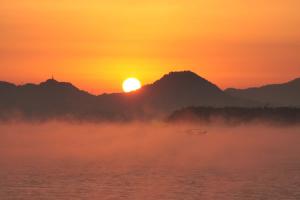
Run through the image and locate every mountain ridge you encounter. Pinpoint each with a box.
[1,70,298,121]
[225,77,300,107]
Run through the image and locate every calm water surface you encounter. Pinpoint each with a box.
[0,123,300,200]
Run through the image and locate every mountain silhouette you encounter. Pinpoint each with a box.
[125,71,253,111]
[225,78,300,107]
[0,78,100,120]
[0,71,257,121]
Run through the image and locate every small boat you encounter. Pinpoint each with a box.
[185,129,208,136]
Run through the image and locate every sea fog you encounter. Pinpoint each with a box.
[0,121,300,200]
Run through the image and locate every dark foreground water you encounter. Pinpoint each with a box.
[0,122,300,200]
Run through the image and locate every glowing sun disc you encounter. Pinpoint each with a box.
[122,77,141,93]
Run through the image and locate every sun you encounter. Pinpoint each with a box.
[122,77,141,93]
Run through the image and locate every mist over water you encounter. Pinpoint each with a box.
[1,122,300,200]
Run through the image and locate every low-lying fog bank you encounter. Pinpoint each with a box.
[1,121,299,165]
[168,107,300,126]
[1,122,300,199]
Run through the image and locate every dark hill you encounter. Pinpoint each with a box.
[0,71,258,121]
[0,79,97,120]
[137,71,254,111]
[225,78,300,107]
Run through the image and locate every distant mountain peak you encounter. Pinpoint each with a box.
[166,70,198,76]
[39,78,78,91]
[0,81,16,88]
[40,78,60,86]
[44,78,59,84]
[150,70,221,92]
[225,76,300,107]
[159,71,205,81]
[288,77,300,85]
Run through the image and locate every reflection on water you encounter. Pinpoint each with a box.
[0,122,300,200]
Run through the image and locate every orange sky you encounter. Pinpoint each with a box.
[1,0,300,94]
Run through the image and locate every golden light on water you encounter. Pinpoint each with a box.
[122,78,142,93]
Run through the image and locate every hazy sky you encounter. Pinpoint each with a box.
[1,0,299,94]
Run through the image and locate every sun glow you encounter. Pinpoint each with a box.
[122,78,141,93]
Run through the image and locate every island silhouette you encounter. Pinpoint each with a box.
[0,71,299,122]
